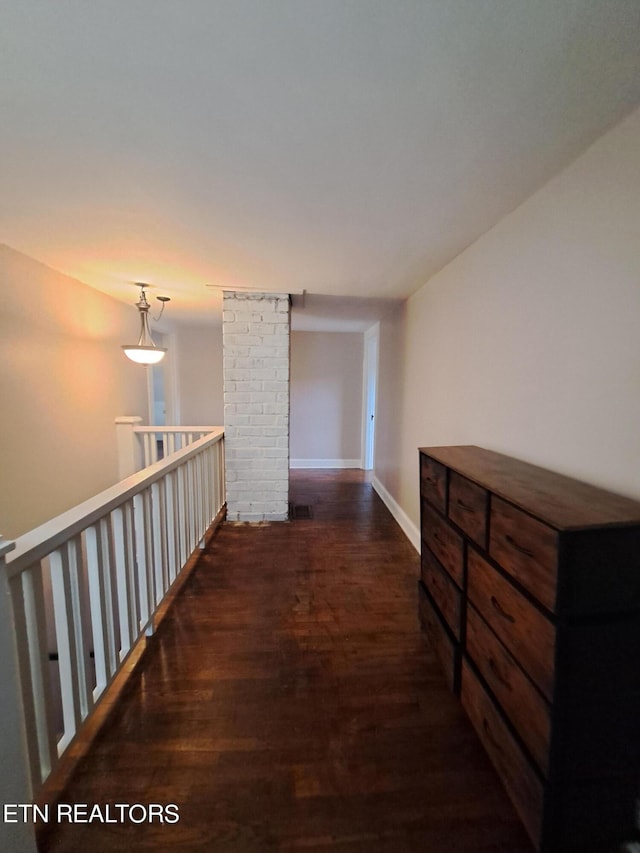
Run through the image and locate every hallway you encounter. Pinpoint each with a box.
[42,470,532,852]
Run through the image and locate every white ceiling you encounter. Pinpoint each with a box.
[1,1,639,331]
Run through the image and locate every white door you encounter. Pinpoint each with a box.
[363,324,379,470]
[146,333,178,426]
[149,362,166,426]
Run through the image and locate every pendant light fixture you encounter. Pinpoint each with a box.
[122,284,170,365]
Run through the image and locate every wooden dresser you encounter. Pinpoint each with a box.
[418,445,640,852]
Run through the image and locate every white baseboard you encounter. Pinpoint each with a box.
[372,476,420,553]
[290,459,361,469]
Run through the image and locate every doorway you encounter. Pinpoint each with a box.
[146,333,178,427]
[362,323,379,470]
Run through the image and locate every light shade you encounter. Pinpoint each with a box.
[122,286,168,365]
[121,345,167,365]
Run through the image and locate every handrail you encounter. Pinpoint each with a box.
[130,425,218,470]
[3,427,225,793]
[8,428,224,574]
[133,425,218,433]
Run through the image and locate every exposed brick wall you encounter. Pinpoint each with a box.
[222,292,290,521]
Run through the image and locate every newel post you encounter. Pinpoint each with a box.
[0,537,38,852]
[115,416,144,479]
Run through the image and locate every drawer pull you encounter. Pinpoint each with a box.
[456,499,474,513]
[490,595,516,624]
[489,656,513,691]
[505,534,534,558]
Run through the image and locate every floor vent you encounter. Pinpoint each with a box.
[289,503,313,520]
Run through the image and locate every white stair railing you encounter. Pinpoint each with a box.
[135,425,218,468]
[1,427,224,794]
[114,417,219,478]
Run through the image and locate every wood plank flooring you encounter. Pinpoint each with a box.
[41,470,533,852]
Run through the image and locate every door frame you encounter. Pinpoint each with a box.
[361,322,380,470]
[146,332,179,425]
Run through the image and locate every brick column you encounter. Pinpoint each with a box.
[223,292,290,521]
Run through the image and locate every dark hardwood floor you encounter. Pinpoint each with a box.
[42,470,533,852]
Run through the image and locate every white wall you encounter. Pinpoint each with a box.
[173,322,224,426]
[375,106,640,542]
[291,331,364,467]
[0,245,148,539]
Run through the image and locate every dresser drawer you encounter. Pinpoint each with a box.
[421,546,462,639]
[467,548,555,700]
[461,661,544,849]
[490,497,558,612]
[466,604,551,775]
[449,471,488,548]
[420,454,447,512]
[418,445,640,851]
[418,582,458,692]
[422,503,464,586]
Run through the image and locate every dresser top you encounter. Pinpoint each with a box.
[419,445,640,530]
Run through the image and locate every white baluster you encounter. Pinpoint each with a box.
[142,489,156,629]
[110,506,133,661]
[122,500,140,644]
[0,539,38,853]
[100,517,120,678]
[177,464,188,565]
[164,472,177,584]
[9,562,57,784]
[48,548,84,749]
[151,482,165,604]
[132,493,150,632]
[83,526,109,698]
